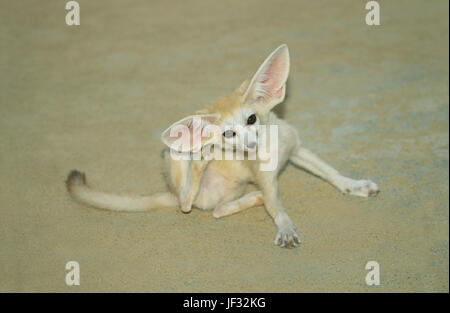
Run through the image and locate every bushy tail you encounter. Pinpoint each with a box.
[65,170,178,212]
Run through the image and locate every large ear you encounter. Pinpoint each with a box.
[243,44,290,111]
[161,114,221,152]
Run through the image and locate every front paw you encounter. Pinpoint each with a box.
[342,179,380,197]
[274,227,301,248]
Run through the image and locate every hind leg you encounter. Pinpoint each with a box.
[212,191,264,218]
[290,147,379,197]
[163,149,209,213]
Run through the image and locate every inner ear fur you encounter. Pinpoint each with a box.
[160,114,220,152]
[242,44,290,111]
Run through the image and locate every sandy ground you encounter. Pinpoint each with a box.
[0,0,448,292]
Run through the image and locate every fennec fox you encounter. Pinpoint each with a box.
[66,44,379,248]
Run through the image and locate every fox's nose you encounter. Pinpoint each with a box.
[247,142,257,149]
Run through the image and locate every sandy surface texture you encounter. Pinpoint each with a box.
[0,0,448,292]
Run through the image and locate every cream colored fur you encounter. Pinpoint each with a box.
[66,44,379,248]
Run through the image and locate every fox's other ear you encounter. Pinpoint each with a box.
[243,44,290,111]
[161,114,221,152]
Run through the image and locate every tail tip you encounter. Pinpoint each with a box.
[66,170,86,191]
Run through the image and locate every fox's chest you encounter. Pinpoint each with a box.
[194,160,250,210]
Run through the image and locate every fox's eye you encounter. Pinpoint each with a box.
[247,114,257,125]
[223,130,236,138]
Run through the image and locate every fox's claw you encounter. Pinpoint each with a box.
[274,227,300,248]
